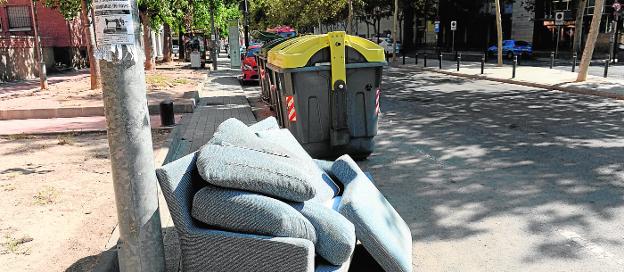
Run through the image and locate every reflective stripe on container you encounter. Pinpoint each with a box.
[286,96,297,122]
[375,88,381,115]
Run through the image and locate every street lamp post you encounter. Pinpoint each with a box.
[374,6,381,43]
[92,0,166,270]
[243,0,250,48]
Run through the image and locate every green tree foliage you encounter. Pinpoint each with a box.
[249,0,351,30]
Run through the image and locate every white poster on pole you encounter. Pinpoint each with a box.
[93,0,135,46]
[229,21,241,69]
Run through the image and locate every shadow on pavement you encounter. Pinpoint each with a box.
[363,67,624,267]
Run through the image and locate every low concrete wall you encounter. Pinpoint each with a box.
[0,36,73,82]
[0,99,196,120]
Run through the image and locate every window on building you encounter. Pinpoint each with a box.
[7,6,32,31]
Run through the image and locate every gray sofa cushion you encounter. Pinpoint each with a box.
[290,201,356,266]
[192,185,317,243]
[197,144,317,202]
[256,129,340,202]
[209,118,292,157]
[249,116,280,132]
[332,155,413,272]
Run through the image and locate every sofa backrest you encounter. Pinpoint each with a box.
[155,152,204,234]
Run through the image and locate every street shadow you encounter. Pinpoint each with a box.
[0,165,53,176]
[361,66,624,265]
[213,76,242,87]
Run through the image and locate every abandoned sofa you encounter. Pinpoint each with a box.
[155,117,412,272]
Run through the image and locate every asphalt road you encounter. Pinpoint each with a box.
[361,68,624,271]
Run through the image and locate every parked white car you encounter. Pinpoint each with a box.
[378,38,401,55]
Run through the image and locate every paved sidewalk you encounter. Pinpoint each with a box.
[0,115,182,135]
[0,63,204,120]
[408,59,624,100]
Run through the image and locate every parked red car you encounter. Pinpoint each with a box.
[241,45,262,83]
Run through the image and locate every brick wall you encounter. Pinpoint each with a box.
[0,0,87,47]
[0,1,88,81]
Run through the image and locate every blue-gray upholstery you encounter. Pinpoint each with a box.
[256,129,340,201]
[290,201,356,266]
[249,116,280,132]
[196,144,317,202]
[192,185,317,243]
[156,153,322,272]
[209,118,292,157]
[332,155,413,272]
[207,119,338,203]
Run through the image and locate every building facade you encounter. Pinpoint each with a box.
[0,0,88,81]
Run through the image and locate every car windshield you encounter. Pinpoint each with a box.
[246,48,260,57]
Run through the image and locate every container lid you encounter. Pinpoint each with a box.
[258,37,290,57]
[267,31,385,69]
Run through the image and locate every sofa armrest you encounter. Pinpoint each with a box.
[332,155,413,272]
[178,227,315,272]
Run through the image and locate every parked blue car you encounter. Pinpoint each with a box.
[488,40,533,59]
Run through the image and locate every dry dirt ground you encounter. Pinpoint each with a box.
[0,131,170,271]
[0,62,205,110]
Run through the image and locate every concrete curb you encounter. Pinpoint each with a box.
[420,67,624,100]
[0,126,174,137]
[0,99,196,121]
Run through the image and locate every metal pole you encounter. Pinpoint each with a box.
[572,53,577,72]
[210,5,218,71]
[457,53,461,71]
[512,55,518,78]
[439,53,442,69]
[424,53,427,67]
[481,54,485,74]
[604,57,610,78]
[550,52,555,69]
[415,52,418,65]
[452,30,455,54]
[243,0,250,48]
[93,0,165,271]
[555,26,561,58]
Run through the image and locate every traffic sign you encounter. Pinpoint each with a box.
[555,12,565,26]
[434,21,440,33]
[450,21,457,31]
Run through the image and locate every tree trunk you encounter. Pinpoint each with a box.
[30,1,47,90]
[178,24,185,60]
[577,0,605,82]
[163,23,172,62]
[392,0,399,61]
[81,0,100,90]
[495,0,503,66]
[141,12,155,70]
[403,2,414,51]
[573,0,588,54]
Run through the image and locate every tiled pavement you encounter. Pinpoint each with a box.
[162,55,258,164]
[163,95,256,164]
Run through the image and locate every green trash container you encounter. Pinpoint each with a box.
[257,38,290,119]
[256,38,288,101]
[266,31,386,159]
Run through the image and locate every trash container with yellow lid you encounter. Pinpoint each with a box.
[266,31,386,159]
